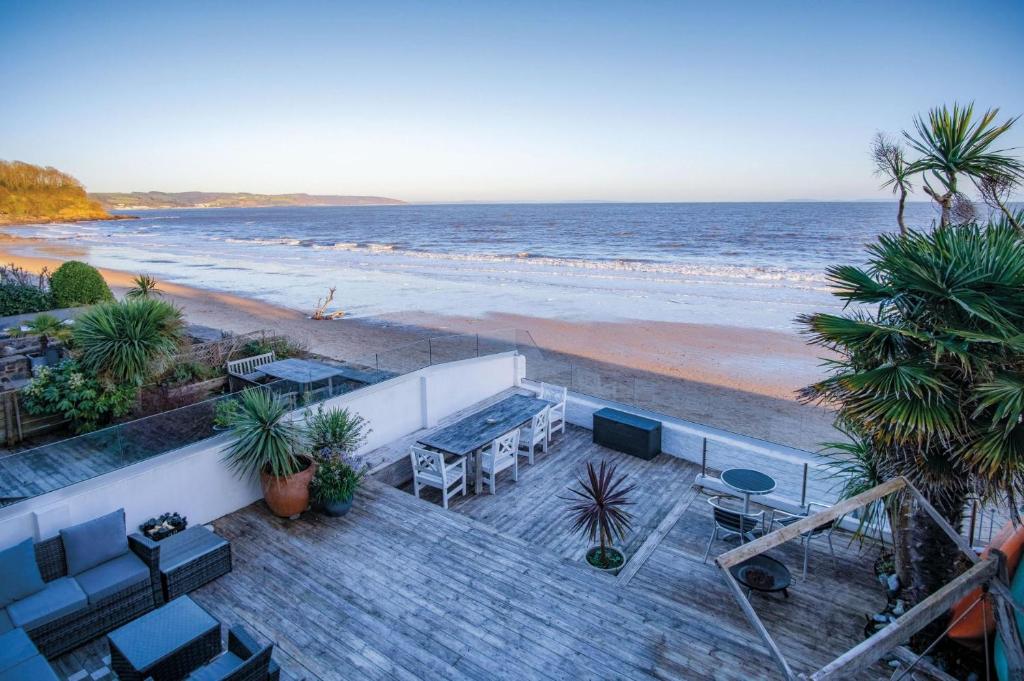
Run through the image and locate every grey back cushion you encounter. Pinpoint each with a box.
[0,538,45,607]
[60,509,129,575]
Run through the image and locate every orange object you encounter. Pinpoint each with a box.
[949,521,1024,641]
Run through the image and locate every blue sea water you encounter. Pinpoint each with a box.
[10,202,950,330]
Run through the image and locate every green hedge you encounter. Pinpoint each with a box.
[49,261,113,308]
[0,284,54,316]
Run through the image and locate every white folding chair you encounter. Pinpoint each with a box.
[518,407,549,464]
[539,383,567,443]
[481,429,519,494]
[409,446,466,510]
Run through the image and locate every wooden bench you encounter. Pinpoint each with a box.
[226,352,275,390]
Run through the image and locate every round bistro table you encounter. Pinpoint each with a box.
[721,468,777,513]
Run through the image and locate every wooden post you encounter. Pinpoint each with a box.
[992,549,1024,679]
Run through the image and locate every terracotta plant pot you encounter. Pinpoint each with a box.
[260,456,317,518]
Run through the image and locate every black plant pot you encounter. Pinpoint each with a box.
[321,496,354,517]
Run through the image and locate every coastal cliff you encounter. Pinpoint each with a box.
[0,160,113,225]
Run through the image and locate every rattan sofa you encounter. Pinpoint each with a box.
[0,511,163,658]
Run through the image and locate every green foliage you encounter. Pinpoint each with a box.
[0,262,54,315]
[9,313,73,344]
[239,336,305,360]
[213,397,241,428]
[0,284,53,316]
[49,261,113,307]
[160,360,221,387]
[311,455,365,503]
[799,221,1024,598]
[0,160,110,224]
[305,405,369,455]
[126,274,163,299]
[74,298,184,386]
[21,359,135,433]
[223,387,304,479]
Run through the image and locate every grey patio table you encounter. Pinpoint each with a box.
[721,468,777,514]
[417,393,550,494]
[107,595,220,681]
[256,358,347,393]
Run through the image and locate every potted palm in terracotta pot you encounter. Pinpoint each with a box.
[562,460,635,575]
[223,387,316,518]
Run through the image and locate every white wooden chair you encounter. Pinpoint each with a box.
[518,407,549,464]
[481,429,519,494]
[410,446,466,509]
[539,383,567,443]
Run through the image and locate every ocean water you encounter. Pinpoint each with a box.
[11,202,947,331]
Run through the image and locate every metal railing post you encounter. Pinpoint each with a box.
[701,438,707,477]
[375,353,379,371]
[800,463,808,508]
[476,334,480,357]
[428,339,433,365]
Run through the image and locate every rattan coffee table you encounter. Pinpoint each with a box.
[107,596,220,681]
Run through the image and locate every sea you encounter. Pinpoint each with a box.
[10,202,950,331]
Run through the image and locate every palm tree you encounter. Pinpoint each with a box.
[870,133,913,235]
[904,103,1023,227]
[126,274,163,298]
[798,222,1024,607]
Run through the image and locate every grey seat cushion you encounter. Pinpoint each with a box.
[0,628,38,673]
[74,553,150,605]
[60,508,128,575]
[0,654,60,681]
[186,652,244,681]
[0,609,12,635]
[6,577,87,631]
[0,540,45,607]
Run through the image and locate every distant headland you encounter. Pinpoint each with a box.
[91,191,405,210]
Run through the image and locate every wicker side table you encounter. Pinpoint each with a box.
[159,526,232,602]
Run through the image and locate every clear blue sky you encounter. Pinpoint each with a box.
[2,1,1022,202]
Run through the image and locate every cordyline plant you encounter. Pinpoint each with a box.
[562,460,636,568]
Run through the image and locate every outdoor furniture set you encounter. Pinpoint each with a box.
[0,507,275,680]
[410,383,567,507]
[704,467,838,597]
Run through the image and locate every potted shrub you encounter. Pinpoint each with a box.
[311,454,365,517]
[305,404,369,454]
[223,387,316,518]
[562,460,636,575]
[212,397,240,431]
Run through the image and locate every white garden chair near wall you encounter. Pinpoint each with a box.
[481,429,519,494]
[518,407,549,464]
[410,446,466,510]
[539,383,567,443]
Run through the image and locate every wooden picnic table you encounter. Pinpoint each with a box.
[417,393,549,494]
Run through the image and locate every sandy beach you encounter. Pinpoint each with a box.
[0,237,837,451]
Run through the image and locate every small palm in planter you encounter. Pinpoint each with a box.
[311,454,366,517]
[223,387,315,518]
[562,460,636,574]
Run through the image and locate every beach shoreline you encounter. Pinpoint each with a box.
[0,236,837,450]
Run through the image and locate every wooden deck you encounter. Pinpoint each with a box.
[51,405,891,681]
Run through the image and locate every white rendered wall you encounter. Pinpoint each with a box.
[0,352,521,550]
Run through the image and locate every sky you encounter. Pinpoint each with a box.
[1,1,1022,203]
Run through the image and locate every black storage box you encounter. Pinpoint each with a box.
[592,407,662,460]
